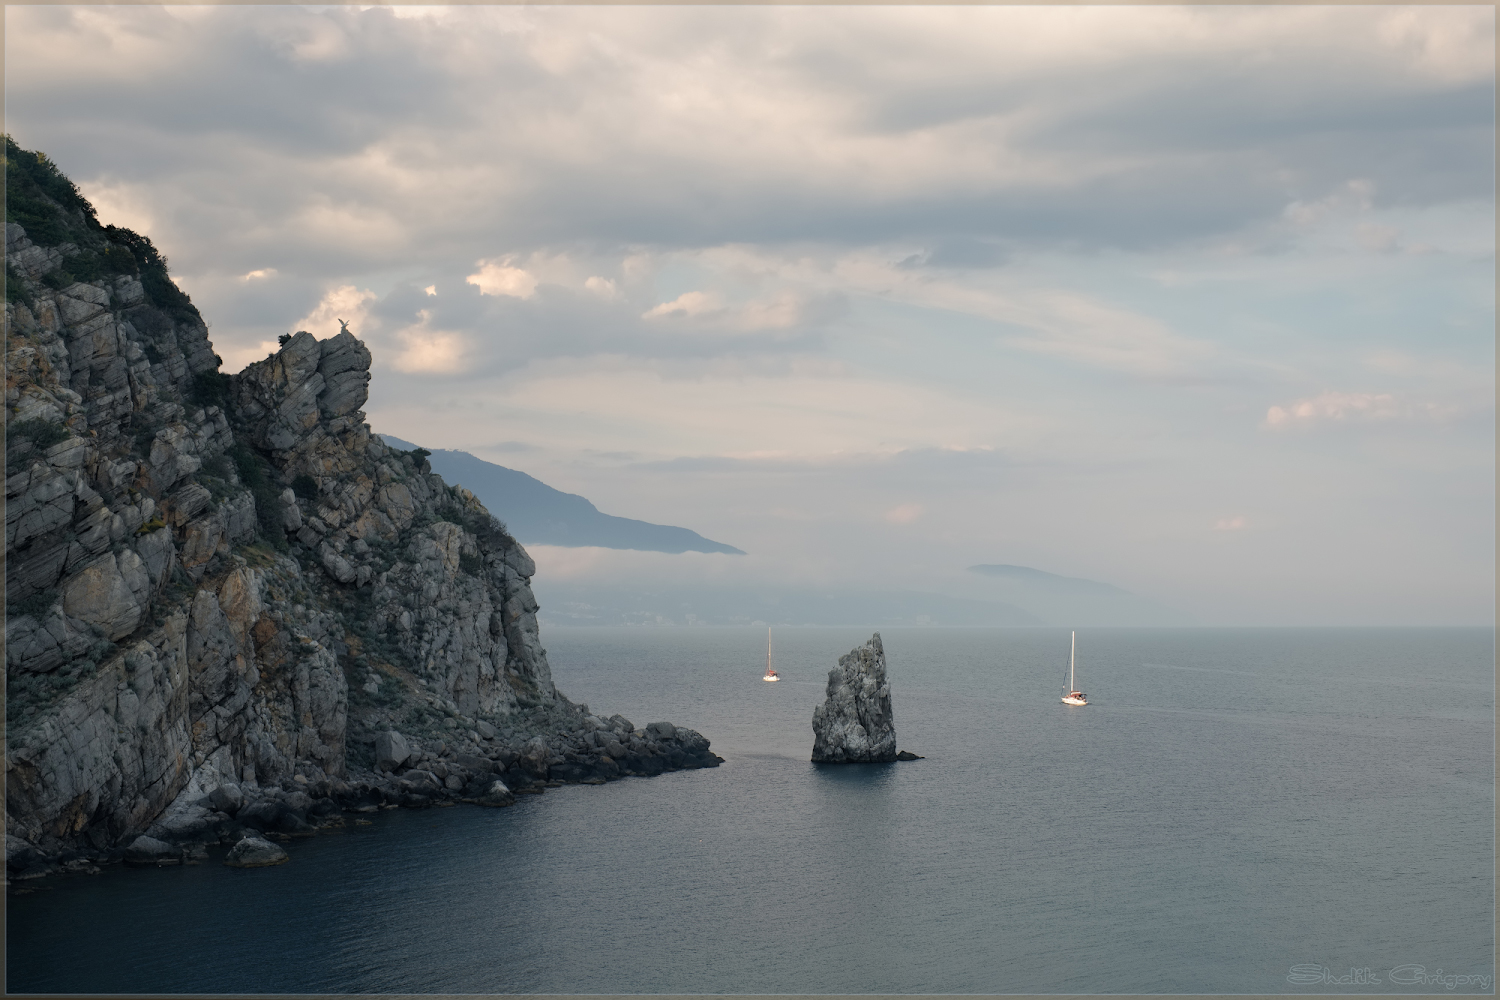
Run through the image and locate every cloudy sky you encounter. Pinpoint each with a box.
[8,4,1494,625]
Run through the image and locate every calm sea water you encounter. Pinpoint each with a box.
[7,627,1494,994]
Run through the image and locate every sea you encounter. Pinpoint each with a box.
[6,626,1494,995]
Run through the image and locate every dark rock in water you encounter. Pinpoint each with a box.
[895,750,924,761]
[224,836,289,868]
[474,779,516,807]
[646,721,677,740]
[6,836,44,877]
[275,812,317,838]
[811,632,898,763]
[124,835,181,866]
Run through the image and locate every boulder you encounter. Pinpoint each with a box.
[374,730,411,771]
[645,721,676,740]
[124,835,179,866]
[236,800,284,832]
[209,782,245,815]
[475,719,496,739]
[475,779,515,807]
[224,836,290,868]
[811,632,898,763]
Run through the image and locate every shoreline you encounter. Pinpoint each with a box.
[5,712,721,883]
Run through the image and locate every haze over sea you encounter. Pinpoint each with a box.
[8,626,1493,994]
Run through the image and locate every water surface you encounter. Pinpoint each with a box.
[8,627,1493,993]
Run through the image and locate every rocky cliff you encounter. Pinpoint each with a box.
[3,139,719,878]
[810,632,898,763]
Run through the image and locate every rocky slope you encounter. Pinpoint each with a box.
[3,139,719,880]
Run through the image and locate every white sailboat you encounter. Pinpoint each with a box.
[1061,630,1087,706]
[763,627,779,681]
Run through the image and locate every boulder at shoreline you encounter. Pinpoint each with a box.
[224,836,290,868]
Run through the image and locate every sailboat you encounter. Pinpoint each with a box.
[763,628,779,681]
[1061,630,1087,706]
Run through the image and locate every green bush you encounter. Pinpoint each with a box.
[229,441,289,550]
[7,417,71,451]
[190,371,232,409]
[100,244,138,276]
[5,265,32,306]
[291,474,319,500]
[66,250,103,282]
[459,552,486,576]
[6,588,58,620]
[40,268,75,291]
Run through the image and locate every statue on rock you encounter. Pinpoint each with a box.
[811,632,899,763]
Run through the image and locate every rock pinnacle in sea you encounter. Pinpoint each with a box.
[811,632,898,763]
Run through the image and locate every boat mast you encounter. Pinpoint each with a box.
[767,628,773,675]
[1069,630,1076,692]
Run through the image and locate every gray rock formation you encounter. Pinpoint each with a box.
[3,141,722,876]
[224,835,289,868]
[811,632,898,763]
[374,731,411,772]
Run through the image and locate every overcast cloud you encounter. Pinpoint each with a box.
[7,4,1493,624]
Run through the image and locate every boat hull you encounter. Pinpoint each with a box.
[1061,695,1087,706]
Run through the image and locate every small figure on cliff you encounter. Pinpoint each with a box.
[338,317,351,335]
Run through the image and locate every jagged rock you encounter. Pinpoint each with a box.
[374,731,411,771]
[224,836,289,868]
[811,632,898,763]
[645,721,676,740]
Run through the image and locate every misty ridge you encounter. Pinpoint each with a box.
[374,441,1188,628]
[377,435,744,556]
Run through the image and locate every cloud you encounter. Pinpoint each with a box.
[641,288,838,333]
[240,268,277,281]
[584,276,618,299]
[884,503,924,525]
[643,290,722,320]
[390,309,467,374]
[294,284,376,339]
[1214,516,1247,532]
[1265,391,1457,428]
[466,258,538,299]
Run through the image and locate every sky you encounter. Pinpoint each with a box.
[6,4,1494,625]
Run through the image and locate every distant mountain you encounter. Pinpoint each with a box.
[378,435,745,556]
[531,581,1041,628]
[966,563,1190,626]
[967,564,1130,597]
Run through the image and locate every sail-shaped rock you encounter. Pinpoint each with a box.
[811,632,898,762]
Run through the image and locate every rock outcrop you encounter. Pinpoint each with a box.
[811,632,898,763]
[3,138,720,880]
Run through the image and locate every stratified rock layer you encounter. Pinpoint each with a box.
[810,632,898,763]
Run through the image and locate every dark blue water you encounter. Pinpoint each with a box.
[7,627,1494,994]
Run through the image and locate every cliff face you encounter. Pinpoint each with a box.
[4,142,713,869]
